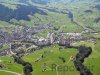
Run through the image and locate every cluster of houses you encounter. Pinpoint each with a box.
[36,32,56,46]
[0,26,99,56]
[0,24,55,43]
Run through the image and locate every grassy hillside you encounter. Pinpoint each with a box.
[0,0,99,32]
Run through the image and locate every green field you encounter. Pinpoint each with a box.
[0,40,100,75]
[0,44,79,75]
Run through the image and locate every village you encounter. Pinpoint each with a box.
[0,24,99,57]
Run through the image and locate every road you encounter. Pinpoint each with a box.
[0,70,22,75]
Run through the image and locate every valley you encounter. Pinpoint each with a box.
[0,0,100,75]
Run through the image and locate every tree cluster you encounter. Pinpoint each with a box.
[74,46,92,75]
[13,55,33,75]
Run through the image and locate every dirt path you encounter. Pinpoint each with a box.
[0,70,21,75]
